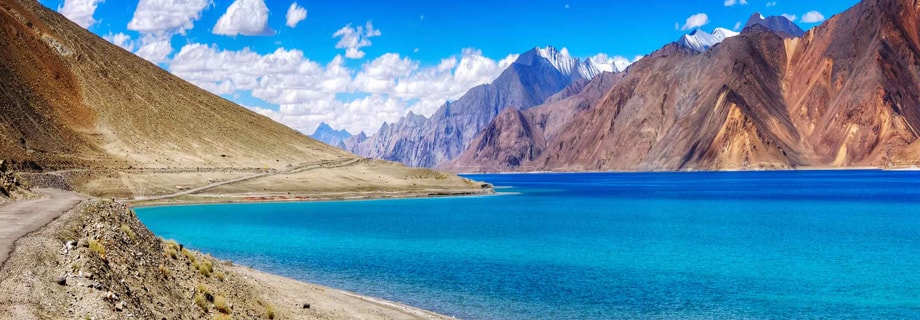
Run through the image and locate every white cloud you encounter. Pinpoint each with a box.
[766,2,777,7]
[733,21,742,30]
[781,13,797,22]
[127,0,210,36]
[57,0,104,28]
[168,43,520,134]
[801,10,825,23]
[353,53,417,94]
[285,2,307,28]
[723,0,747,7]
[135,35,173,63]
[104,32,135,51]
[213,0,274,36]
[681,13,709,31]
[333,21,381,59]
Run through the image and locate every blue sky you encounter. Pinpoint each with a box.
[42,0,858,135]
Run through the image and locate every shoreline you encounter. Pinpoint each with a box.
[0,192,460,319]
[226,263,455,320]
[453,166,902,175]
[126,188,495,208]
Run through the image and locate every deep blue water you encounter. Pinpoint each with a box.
[136,171,920,319]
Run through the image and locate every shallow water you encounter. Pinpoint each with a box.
[136,171,920,319]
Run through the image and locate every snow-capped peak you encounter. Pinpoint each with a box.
[676,27,742,53]
[679,29,719,53]
[712,28,740,42]
[519,46,630,80]
[535,46,578,76]
[586,54,633,74]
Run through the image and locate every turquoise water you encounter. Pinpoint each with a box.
[136,171,920,319]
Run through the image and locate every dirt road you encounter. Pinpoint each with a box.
[0,189,86,265]
[128,157,362,202]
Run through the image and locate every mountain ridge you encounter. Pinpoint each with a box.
[310,122,352,149]
[444,0,920,172]
[347,46,622,168]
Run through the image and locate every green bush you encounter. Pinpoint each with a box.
[199,260,213,277]
[194,293,209,312]
[88,239,105,258]
[182,248,196,263]
[120,224,136,241]
[214,295,231,314]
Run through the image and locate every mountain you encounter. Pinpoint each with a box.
[678,29,720,53]
[348,46,621,168]
[515,46,626,81]
[0,0,484,197]
[310,122,352,149]
[744,13,805,37]
[343,131,367,152]
[440,72,622,172]
[712,28,740,42]
[444,0,920,172]
[677,28,740,53]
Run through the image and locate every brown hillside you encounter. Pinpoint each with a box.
[0,0,486,198]
[1,0,347,171]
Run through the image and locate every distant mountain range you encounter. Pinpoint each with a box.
[442,0,920,172]
[310,122,352,149]
[346,12,815,170]
[346,46,616,168]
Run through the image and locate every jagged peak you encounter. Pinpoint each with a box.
[516,46,626,80]
[743,12,805,37]
[315,122,334,130]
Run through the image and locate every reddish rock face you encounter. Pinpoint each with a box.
[446,0,920,172]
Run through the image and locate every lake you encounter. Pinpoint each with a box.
[136,171,920,319]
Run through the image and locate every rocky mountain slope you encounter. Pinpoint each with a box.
[348,46,620,168]
[0,0,483,198]
[445,0,920,172]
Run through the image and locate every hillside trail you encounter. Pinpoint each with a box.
[0,189,86,266]
[128,157,363,202]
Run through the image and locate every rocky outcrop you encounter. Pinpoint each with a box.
[0,160,32,202]
[445,0,920,172]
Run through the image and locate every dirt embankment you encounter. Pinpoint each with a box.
[0,199,450,320]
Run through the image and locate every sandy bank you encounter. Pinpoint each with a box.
[127,188,493,208]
